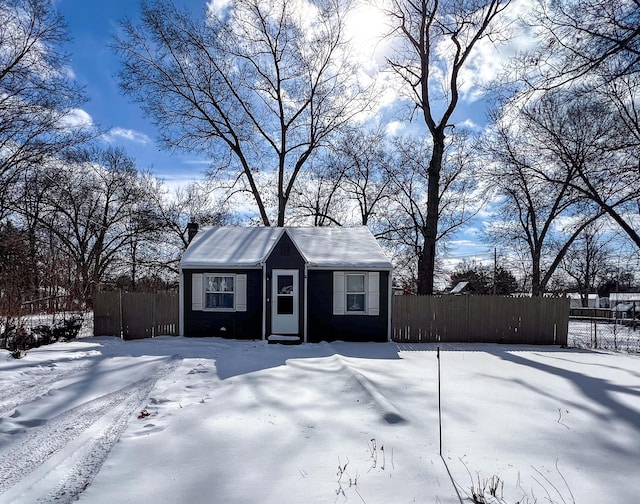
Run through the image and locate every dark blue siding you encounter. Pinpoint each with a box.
[183,269,262,339]
[307,270,389,343]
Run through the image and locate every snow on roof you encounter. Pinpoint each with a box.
[609,292,640,302]
[287,226,391,269]
[180,227,283,268]
[179,226,392,270]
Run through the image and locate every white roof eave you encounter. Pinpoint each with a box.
[180,262,264,270]
[307,263,392,271]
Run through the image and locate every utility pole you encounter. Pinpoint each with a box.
[493,247,497,295]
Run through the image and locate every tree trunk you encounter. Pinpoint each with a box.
[531,253,542,296]
[277,193,286,227]
[418,134,444,295]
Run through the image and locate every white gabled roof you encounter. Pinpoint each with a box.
[287,226,392,269]
[179,226,392,270]
[180,227,283,268]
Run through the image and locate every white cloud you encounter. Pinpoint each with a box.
[345,1,393,69]
[436,0,540,104]
[206,0,231,15]
[59,108,94,130]
[104,127,151,144]
[459,118,482,131]
[385,120,405,135]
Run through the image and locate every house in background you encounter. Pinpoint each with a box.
[179,226,393,343]
[568,293,600,309]
[609,292,640,319]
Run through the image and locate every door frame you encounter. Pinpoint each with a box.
[271,269,299,335]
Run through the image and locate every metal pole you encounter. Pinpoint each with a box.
[493,247,497,295]
[437,346,442,456]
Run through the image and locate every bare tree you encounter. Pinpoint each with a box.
[292,128,393,227]
[30,147,158,305]
[449,258,518,294]
[114,0,369,227]
[517,90,640,249]
[385,132,483,289]
[482,100,607,295]
[0,221,31,317]
[147,179,232,275]
[336,129,393,227]
[522,0,640,88]
[561,224,613,306]
[289,158,349,227]
[386,0,511,293]
[0,0,88,218]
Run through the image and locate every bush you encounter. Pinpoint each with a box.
[32,324,54,345]
[2,314,84,357]
[54,315,83,341]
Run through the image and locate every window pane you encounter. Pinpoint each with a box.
[346,294,365,312]
[216,276,234,292]
[206,293,234,309]
[346,274,365,293]
[277,296,294,315]
[220,293,234,308]
[206,276,234,293]
[278,275,294,294]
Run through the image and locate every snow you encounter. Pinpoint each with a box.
[1,335,639,503]
[180,226,392,270]
[288,227,392,269]
[180,226,283,268]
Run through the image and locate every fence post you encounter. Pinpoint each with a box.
[119,289,123,339]
[152,292,156,338]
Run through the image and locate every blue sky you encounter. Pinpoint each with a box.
[56,0,210,185]
[55,0,495,184]
[54,0,497,270]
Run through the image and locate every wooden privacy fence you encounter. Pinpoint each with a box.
[94,291,569,344]
[392,295,569,345]
[94,291,179,340]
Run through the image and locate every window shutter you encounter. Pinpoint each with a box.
[333,272,345,315]
[236,274,247,312]
[192,273,203,311]
[367,272,380,316]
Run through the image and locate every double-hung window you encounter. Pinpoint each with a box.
[205,275,235,309]
[333,271,380,316]
[346,273,366,313]
[191,273,247,312]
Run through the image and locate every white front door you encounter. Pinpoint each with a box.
[271,269,299,334]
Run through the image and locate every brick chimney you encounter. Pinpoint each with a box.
[186,222,199,244]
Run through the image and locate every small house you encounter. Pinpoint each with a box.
[179,226,393,343]
[568,293,600,309]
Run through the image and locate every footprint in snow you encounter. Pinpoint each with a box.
[132,423,166,436]
[188,367,210,375]
[149,397,171,405]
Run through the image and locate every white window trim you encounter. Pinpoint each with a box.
[205,274,235,311]
[345,273,367,314]
[333,271,380,316]
[191,273,247,312]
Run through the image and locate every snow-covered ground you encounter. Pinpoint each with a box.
[1,335,638,503]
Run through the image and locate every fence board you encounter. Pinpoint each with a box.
[96,291,568,344]
[122,292,154,340]
[93,291,121,337]
[94,290,179,340]
[392,295,569,345]
[154,291,179,336]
